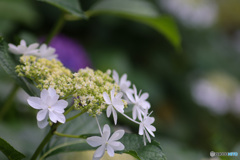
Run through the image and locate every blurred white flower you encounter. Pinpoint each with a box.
[36,44,58,60]
[87,124,125,160]
[27,87,68,128]
[127,85,150,120]
[191,79,229,114]
[139,113,156,146]
[160,0,218,28]
[103,88,124,125]
[112,70,133,95]
[8,39,39,55]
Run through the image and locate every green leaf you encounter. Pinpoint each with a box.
[0,137,25,160]
[87,0,181,49]
[40,0,85,19]
[0,37,38,96]
[40,140,92,160]
[120,134,167,160]
[41,133,166,160]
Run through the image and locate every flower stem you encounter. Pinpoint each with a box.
[45,12,65,45]
[54,132,88,139]
[30,123,59,160]
[120,112,140,125]
[64,105,74,116]
[95,116,103,136]
[0,84,19,121]
[66,110,87,122]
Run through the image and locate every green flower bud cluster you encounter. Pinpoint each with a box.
[15,56,73,97]
[72,67,119,116]
[15,56,121,116]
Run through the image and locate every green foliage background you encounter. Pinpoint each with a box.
[0,0,240,160]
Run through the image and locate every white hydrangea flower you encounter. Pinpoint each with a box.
[139,113,156,145]
[103,88,124,125]
[8,40,39,55]
[27,87,68,129]
[112,70,133,96]
[36,44,58,60]
[127,85,151,120]
[87,124,125,160]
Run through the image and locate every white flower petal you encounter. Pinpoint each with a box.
[27,97,43,109]
[86,136,103,147]
[120,74,127,84]
[20,40,26,46]
[39,44,47,51]
[102,124,111,140]
[48,111,58,123]
[137,108,143,121]
[51,100,68,112]
[112,70,119,84]
[40,89,48,102]
[146,125,156,137]
[110,88,115,101]
[107,145,115,157]
[140,93,149,101]
[145,117,155,125]
[144,130,151,143]
[141,101,151,109]
[28,43,39,50]
[109,141,125,151]
[139,124,144,135]
[112,108,118,125]
[93,145,106,159]
[133,85,138,98]
[55,112,66,123]
[109,130,125,142]
[48,87,57,97]
[106,105,112,118]
[126,92,135,103]
[48,94,59,106]
[37,109,48,121]
[132,106,137,120]
[103,92,111,104]
[115,92,123,99]
[37,116,48,129]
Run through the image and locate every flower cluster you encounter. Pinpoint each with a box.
[8,39,57,60]
[15,56,73,97]
[72,68,120,116]
[87,71,156,159]
[11,40,156,160]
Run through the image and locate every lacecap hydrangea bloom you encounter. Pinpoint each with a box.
[11,40,156,160]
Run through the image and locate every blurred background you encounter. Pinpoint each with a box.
[0,0,240,159]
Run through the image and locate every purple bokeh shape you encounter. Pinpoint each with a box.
[41,34,92,72]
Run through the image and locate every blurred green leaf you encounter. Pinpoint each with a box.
[40,140,92,159]
[40,0,85,19]
[0,0,39,27]
[0,37,38,96]
[41,133,166,160]
[87,0,181,49]
[0,137,25,160]
[120,134,167,160]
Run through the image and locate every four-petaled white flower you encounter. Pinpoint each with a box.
[103,88,124,125]
[139,113,156,146]
[36,44,58,60]
[27,87,68,129]
[87,124,125,160]
[127,85,151,121]
[112,70,133,96]
[8,40,39,55]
